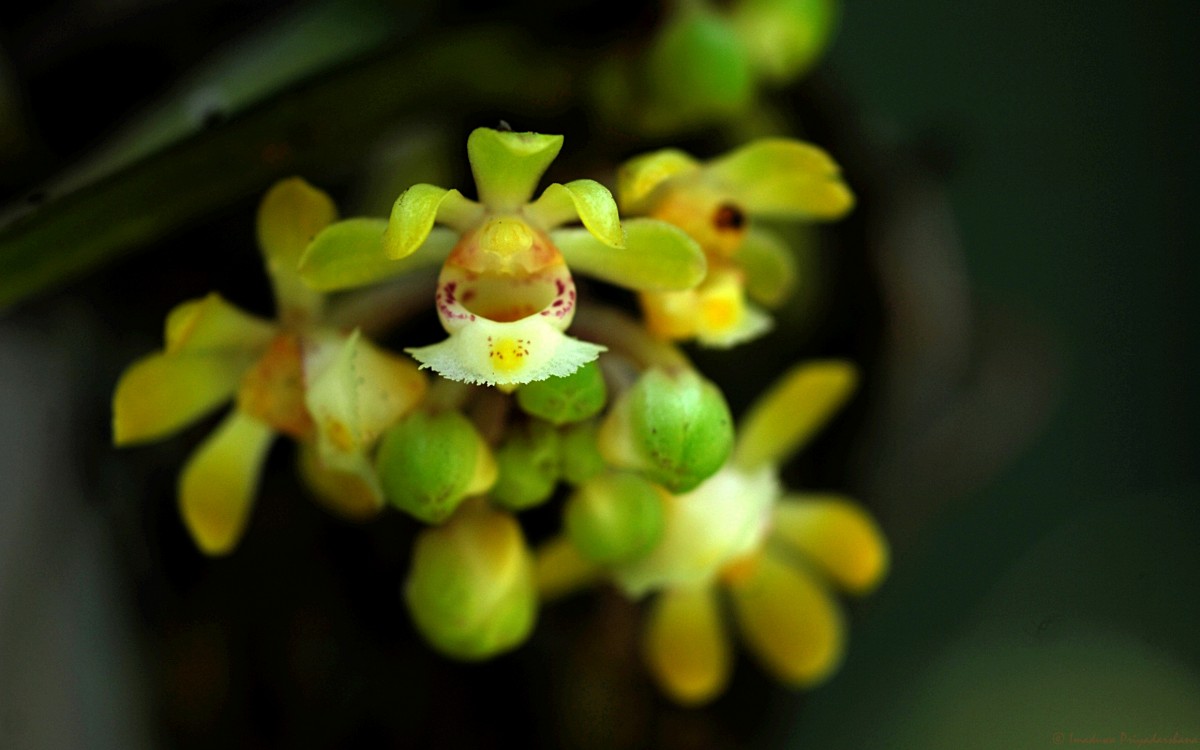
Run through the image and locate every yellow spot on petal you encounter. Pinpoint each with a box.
[489,337,532,375]
[324,420,355,453]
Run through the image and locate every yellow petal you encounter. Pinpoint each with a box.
[164,293,276,354]
[706,138,854,220]
[113,351,252,445]
[728,551,845,687]
[616,148,700,214]
[178,411,274,555]
[771,494,889,595]
[643,587,732,706]
[733,360,858,471]
[256,178,337,320]
[534,535,601,601]
[297,442,384,521]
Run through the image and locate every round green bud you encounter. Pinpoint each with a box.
[565,472,665,565]
[598,368,734,493]
[515,360,607,425]
[647,8,754,118]
[490,420,560,512]
[376,410,496,524]
[729,0,837,83]
[404,501,537,660]
[558,420,608,486]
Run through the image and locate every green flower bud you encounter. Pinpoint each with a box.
[647,8,754,118]
[404,501,537,660]
[559,420,608,486]
[490,420,560,512]
[376,410,496,524]
[565,472,666,565]
[598,368,734,493]
[515,360,607,425]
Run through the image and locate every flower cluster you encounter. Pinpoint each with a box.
[113,126,884,704]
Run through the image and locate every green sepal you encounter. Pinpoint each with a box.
[490,420,561,512]
[525,179,623,248]
[383,184,481,259]
[551,219,706,293]
[598,368,734,493]
[558,420,608,486]
[515,360,607,425]
[467,127,564,210]
[404,501,537,660]
[300,219,456,291]
[738,226,797,307]
[707,138,854,220]
[616,148,700,214]
[565,471,665,565]
[375,410,496,524]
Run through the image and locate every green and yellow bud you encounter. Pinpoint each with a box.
[376,410,496,523]
[490,420,561,512]
[565,472,666,565]
[598,368,734,493]
[515,360,607,426]
[647,7,754,119]
[404,501,537,660]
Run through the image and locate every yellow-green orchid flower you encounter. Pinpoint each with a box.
[617,139,854,347]
[535,360,888,705]
[299,126,705,387]
[113,179,426,555]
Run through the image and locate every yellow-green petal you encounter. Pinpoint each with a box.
[383,184,481,260]
[300,219,456,291]
[772,494,889,595]
[728,551,845,687]
[706,139,854,220]
[178,410,274,556]
[616,148,700,214]
[534,535,601,601]
[466,127,563,210]
[525,179,623,248]
[164,293,277,354]
[113,351,255,445]
[733,360,858,471]
[739,227,797,307]
[643,587,732,706]
[256,178,337,320]
[303,330,426,471]
[551,219,706,292]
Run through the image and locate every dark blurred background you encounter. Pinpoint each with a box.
[0,1,1196,748]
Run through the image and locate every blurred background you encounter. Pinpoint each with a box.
[0,1,1196,748]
